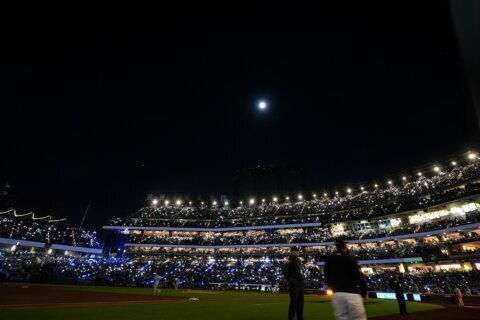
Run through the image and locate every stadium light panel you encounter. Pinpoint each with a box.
[213,201,217,206]
[286,196,290,201]
[297,194,303,200]
[468,153,476,160]
[433,166,440,173]
[360,186,364,191]
[374,184,379,188]
[323,193,328,197]
[176,200,182,206]
[152,199,158,206]
[347,188,352,194]
[164,200,170,206]
[312,193,317,198]
[249,198,255,205]
[388,180,393,185]
[224,201,229,206]
[451,161,457,166]
[262,198,266,203]
[273,197,278,202]
[417,172,422,176]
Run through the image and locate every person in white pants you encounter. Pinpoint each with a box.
[331,292,367,320]
[153,274,161,295]
[325,237,367,320]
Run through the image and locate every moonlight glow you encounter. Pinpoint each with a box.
[258,101,267,110]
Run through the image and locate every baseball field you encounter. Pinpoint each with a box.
[0,283,477,320]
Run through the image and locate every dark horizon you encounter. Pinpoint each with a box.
[1,2,479,229]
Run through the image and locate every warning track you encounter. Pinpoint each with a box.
[0,285,188,309]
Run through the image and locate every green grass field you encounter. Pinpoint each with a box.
[0,284,444,320]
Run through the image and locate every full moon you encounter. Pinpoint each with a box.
[258,101,267,110]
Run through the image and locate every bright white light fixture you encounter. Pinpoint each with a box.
[152,199,158,206]
[273,197,278,202]
[249,198,255,205]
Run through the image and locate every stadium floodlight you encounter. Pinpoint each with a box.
[433,166,440,173]
[402,176,407,181]
[347,188,352,194]
[451,161,457,166]
[152,199,158,206]
[262,198,266,203]
[417,172,422,176]
[297,194,303,200]
[189,201,192,205]
[286,196,290,201]
[239,200,243,205]
[47,248,52,254]
[212,201,217,206]
[164,200,170,206]
[323,193,328,197]
[360,186,365,191]
[224,201,229,206]
[312,193,317,198]
[176,200,182,206]
[249,198,255,205]
[273,197,278,202]
[374,184,379,188]
[335,191,339,196]
[201,201,205,206]
[388,180,393,185]
[468,153,476,160]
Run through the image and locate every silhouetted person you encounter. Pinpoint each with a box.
[283,246,304,320]
[325,237,367,320]
[389,275,407,315]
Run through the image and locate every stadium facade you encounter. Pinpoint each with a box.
[103,158,480,278]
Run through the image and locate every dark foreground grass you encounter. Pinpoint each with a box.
[0,285,443,320]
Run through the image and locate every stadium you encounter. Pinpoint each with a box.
[3,2,480,320]
[1,152,480,319]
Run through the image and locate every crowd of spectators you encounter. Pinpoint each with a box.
[108,162,480,228]
[0,213,102,248]
[365,271,480,294]
[126,211,480,247]
[1,251,479,294]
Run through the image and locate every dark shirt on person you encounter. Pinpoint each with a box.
[284,256,304,282]
[324,251,367,297]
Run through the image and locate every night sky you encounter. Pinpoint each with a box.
[1,3,478,229]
